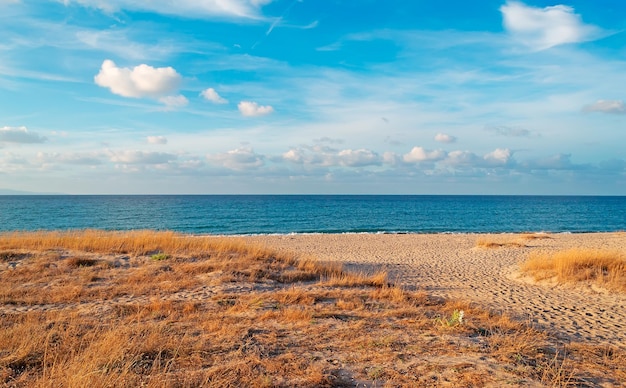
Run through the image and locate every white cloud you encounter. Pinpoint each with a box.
[108,150,177,164]
[282,145,335,166]
[147,136,168,145]
[61,0,273,19]
[434,133,456,144]
[282,146,381,168]
[207,147,264,170]
[282,148,305,164]
[37,152,102,165]
[201,88,228,104]
[238,101,274,117]
[158,95,189,109]
[337,149,382,167]
[403,147,446,163]
[522,153,584,171]
[94,60,182,100]
[444,150,481,167]
[486,125,532,137]
[583,100,626,114]
[483,148,513,166]
[75,29,181,62]
[0,126,47,144]
[500,1,603,50]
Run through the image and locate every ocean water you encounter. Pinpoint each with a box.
[0,195,625,235]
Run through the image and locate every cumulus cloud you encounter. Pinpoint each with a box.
[108,150,177,164]
[238,101,274,117]
[207,147,264,170]
[483,148,513,166]
[402,147,446,163]
[0,126,47,144]
[201,88,228,104]
[500,1,603,50]
[61,0,273,20]
[583,100,626,114]
[283,145,381,168]
[282,146,334,166]
[444,150,481,167]
[337,149,382,167]
[94,60,182,101]
[147,136,168,145]
[434,133,456,144]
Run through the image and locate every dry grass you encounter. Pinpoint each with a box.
[520,248,626,292]
[0,231,624,387]
[476,233,552,249]
[475,237,527,249]
[518,233,552,241]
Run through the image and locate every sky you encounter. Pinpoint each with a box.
[0,0,625,195]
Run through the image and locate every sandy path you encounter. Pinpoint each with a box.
[248,233,626,348]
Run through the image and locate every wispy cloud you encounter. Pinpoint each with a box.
[37,151,103,165]
[434,133,456,144]
[108,150,178,164]
[583,100,626,114]
[0,126,47,144]
[61,0,274,20]
[486,125,532,138]
[147,136,168,145]
[500,1,605,50]
[158,95,189,110]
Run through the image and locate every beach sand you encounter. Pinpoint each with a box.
[247,232,626,347]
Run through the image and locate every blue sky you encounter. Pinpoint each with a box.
[1,0,625,194]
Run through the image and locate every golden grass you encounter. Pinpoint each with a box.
[1,231,624,387]
[518,233,552,241]
[520,248,626,292]
[476,233,552,249]
[475,237,526,249]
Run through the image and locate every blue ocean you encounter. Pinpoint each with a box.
[1,195,625,235]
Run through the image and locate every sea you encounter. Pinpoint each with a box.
[0,195,625,235]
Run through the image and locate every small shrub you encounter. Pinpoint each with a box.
[151,252,169,261]
[67,257,98,267]
[435,309,464,327]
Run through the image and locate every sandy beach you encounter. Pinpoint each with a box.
[248,232,626,347]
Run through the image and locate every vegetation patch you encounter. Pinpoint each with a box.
[520,248,626,292]
[0,231,623,387]
[475,237,527,249]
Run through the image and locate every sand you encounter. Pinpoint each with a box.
[247,232,626,348]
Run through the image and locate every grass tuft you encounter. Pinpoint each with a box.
[520,248,626,292]
[476,237,526,249]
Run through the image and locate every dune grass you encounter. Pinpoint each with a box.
[475,237,526,249]
[520,248,626,292]
[0,231,624,387]
[475,233,553,249]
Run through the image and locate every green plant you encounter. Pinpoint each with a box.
[151,252,169,261]
[435,309,464,327]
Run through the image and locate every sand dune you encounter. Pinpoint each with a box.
[249,232,626,347]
